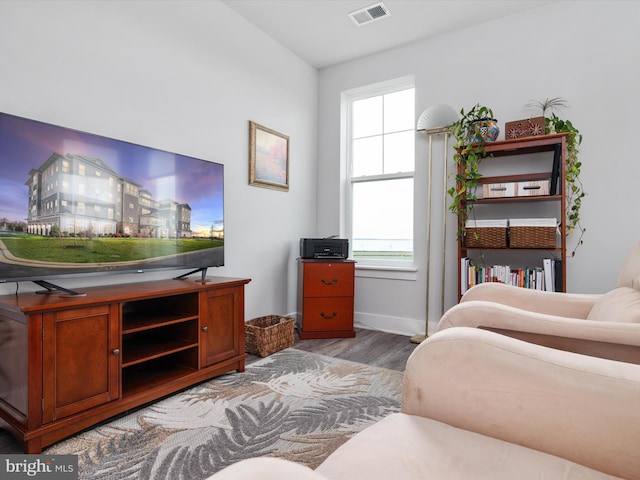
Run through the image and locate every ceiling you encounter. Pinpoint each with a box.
[221,0,553,69]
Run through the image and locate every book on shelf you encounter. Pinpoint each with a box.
[550,144,562,195]
[461,257,470,296]
[554,258,563,292]
[461,257,560,293]
[543,258,554,292]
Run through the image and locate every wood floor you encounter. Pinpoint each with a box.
[247,328,418,371]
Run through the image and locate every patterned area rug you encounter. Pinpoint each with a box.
[1,348,403,479]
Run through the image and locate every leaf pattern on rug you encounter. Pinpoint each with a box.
[141,397,233,430]
[184,377,275,403]
[69,423,176,479]
[249,349,333,375]
[139,399,294,479]
[275,431,353,469]
[284,395,399,434]
[256,370,368,399]
[31,348,402,480]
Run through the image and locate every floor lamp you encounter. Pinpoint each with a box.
[411,104,459,344]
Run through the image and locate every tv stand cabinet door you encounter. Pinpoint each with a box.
[42,304,120,423]
[200,286,245,369]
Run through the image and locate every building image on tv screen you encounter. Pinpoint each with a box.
[0,112,224,282]
[24,152,197,239]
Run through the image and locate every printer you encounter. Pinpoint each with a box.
[300,238,349,259]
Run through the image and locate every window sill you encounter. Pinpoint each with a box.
[355,263,417,281]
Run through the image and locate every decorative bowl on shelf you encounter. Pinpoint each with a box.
[469,118,500,143]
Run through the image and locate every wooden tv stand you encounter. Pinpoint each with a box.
[0,276,250,453]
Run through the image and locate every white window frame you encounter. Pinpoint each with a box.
[342,76,417,280]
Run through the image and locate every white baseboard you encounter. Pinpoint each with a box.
[287,311,438,338]
[354,311,438,337]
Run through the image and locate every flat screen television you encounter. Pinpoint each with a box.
[0,111,224,295]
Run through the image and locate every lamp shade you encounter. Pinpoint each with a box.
[416,104,459,132]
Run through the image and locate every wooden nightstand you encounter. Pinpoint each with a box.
[297,258,356,339]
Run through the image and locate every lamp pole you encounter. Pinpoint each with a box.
[411,126,452,343]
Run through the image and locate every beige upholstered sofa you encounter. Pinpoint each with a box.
[209,327,640,480]
[437,241,640,363]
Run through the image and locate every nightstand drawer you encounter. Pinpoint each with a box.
[303,262,354,297]
[301,297,354,332]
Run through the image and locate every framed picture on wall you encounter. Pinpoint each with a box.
[249,121,289,191]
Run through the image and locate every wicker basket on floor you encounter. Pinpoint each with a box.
[245,315,295,357]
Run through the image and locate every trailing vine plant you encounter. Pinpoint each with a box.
[447,104,495,237]
[525,98,585,256]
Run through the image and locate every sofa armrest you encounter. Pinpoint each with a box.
[206,457,327,479]
[460,282,600,318]
[401,327,640,480]
[436,300,640,347]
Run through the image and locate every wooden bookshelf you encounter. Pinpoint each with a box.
[456,133,568,297]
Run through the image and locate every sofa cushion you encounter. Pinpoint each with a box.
[617,241,640,289]
[315,413,619,480]
[587,287,640,323]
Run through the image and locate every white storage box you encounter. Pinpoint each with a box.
[483,182,517,198]
[517,179,551,197]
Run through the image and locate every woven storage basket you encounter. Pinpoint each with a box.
[245,315,295,357]
[464,219,508,248]
[509,218,557,248]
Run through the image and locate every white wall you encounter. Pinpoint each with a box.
[318,1,640,335]
[0,0,318,320]
[4,1,639,337]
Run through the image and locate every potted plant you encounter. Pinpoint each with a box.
[525,98,585,256]
[447,104,499,234]
[452,104,500,144]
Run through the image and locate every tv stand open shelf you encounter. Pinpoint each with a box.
[0,276,250,453]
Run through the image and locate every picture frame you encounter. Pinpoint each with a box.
[249,121,289,191]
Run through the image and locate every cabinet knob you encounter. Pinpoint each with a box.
[202,326,209,332]
[112,349,120,356]
[320,312,337,320]
[321,277,338,286]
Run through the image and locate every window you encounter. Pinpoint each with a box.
[345,80,415,267]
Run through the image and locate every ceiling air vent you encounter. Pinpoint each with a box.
[348,2,391,26]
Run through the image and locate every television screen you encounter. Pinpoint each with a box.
[0,111,224,288]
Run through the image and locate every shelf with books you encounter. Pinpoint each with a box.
[456,134,568,299]
[460,257,562,296]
